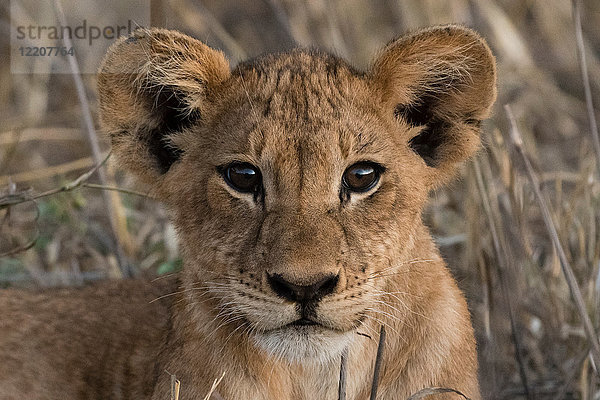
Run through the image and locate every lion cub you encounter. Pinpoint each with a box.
[0,25,496,399]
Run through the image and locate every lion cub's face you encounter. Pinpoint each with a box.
[98,27,496,362]
[167,53,428,361]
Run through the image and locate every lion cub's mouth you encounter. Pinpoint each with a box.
[290,317,319,327]
[266,316,340,333]
[279,317,352,334]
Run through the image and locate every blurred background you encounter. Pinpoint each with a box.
[1,0,600,398]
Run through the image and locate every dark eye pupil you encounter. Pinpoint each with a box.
[343,163,380,192]
[226,163,261,193]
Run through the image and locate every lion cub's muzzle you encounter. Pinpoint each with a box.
[267,272,339,324]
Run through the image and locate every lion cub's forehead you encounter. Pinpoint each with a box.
[232,50,366,121]
[210,50,387,163]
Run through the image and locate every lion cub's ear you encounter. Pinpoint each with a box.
[97,28,230,184]
[371,25,497,185]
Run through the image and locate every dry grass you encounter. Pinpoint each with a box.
[1,0,600,398]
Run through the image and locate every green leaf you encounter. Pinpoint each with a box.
[157,258,182,275]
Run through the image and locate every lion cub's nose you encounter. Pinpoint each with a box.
[267,273,339,303]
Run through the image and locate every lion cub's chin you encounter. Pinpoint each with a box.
[252,325,355,364]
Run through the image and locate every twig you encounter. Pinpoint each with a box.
[52,0,129,276]
[572,0,600,177]
[0,153,109,256]
[473,159,532,399]
[370,325,386,400]
[505,104,600,374]
[338,347,348,400]
[0,153,150,208]
[82,183,152,198]
[0,232,39,257]
[0,180,41,257]
[0,152,110,209]
[41,152,109,194]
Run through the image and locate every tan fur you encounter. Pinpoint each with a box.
[0,25,496,399]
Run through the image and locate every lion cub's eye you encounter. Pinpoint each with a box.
[342,162,382,193]
[223,162,262,193]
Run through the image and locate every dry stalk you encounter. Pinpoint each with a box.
[151,0,166,28]
[171,375,180,400]
[338,347,349,400]
[370,325,386,400]
[170,0,247,62]
[319,0,350,60]
[505,104,600,374]
[260,0,298,46]
[0,156,94,186]
[52,0,130,276]
[167,371,181,400]
[202,372,226,400]
[572,0,600,177]
[0,127,86,145]
[473,159,532,399]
